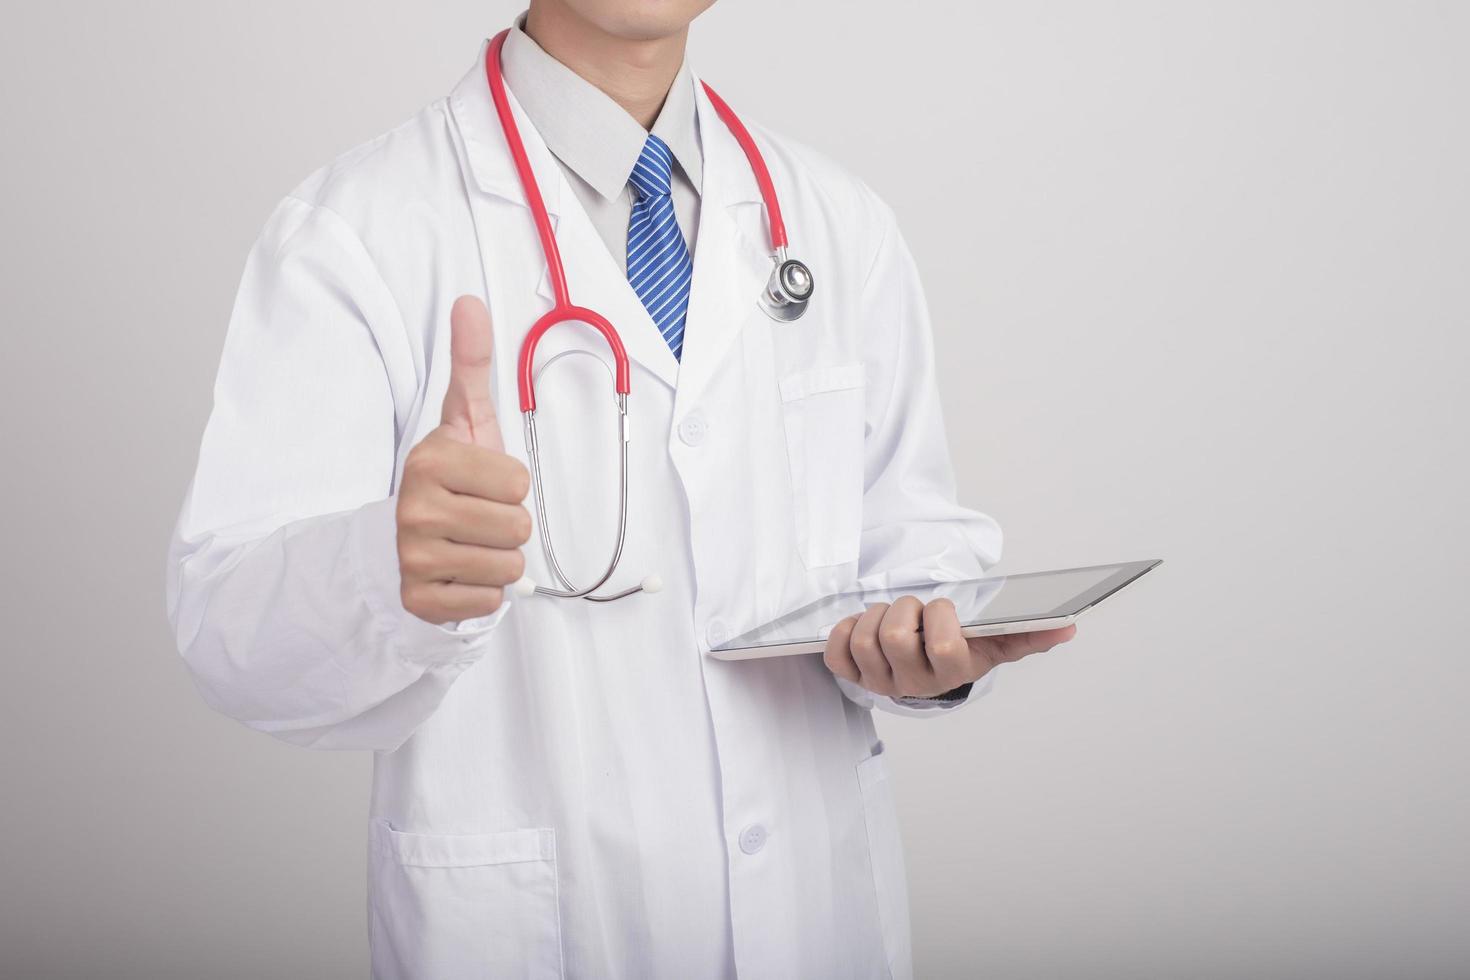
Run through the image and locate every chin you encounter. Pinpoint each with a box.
[564,0,718,40]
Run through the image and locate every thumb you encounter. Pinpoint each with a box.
[440,295,504,450]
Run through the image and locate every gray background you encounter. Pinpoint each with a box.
[2,1,1466,977]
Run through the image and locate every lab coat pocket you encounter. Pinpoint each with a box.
[369,820,563,980]
[857,744,913,980]
[779,364,867,568]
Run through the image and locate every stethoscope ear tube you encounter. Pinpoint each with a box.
[701,82,815,321]
[521,390,647,601]
[485,30,817,603]
[700,81,788,252]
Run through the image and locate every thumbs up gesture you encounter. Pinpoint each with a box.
[396,296,532,624]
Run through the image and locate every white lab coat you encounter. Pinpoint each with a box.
[167,42,1002,980]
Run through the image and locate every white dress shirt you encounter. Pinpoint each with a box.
[502,22,702,274]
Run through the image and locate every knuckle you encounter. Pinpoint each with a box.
[480,548,523,586]
[479,586,505,616]
[400,582,432,619]
[879,626,911,649]
[403,443,440,481]
[509,506,533,545]
[504,458,531,501]
[397,497,436,533]
[398,542,434,577]
[927,637,965,662]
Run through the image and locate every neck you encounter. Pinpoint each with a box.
[524,3,687,129]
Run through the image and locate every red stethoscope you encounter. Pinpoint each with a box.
[486,29,813,603]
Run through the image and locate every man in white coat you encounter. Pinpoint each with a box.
[167,1,1076,976]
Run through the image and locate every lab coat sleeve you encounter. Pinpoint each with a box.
[839,204,1006,717]
[166,196,504,752]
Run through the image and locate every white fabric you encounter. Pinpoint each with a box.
[166,41,1003,980]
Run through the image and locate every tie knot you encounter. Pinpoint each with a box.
[628,134,674,201]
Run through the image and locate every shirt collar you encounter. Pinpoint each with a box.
[502,20,703,203]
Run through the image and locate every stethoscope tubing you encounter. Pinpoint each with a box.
[482,27,804,601]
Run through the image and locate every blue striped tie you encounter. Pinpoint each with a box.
[626,134,693,360]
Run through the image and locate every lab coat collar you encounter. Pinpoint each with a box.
[450,40,681,393]
[502,21,704,203]
[690,73,762,210]
[447,43,769,404]
[449,39,564,216]
[450,42,762,213]
[671,74,772,408]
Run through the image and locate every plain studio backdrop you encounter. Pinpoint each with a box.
[2,1,1466,977]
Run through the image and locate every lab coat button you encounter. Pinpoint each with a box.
[739,824,767,854]
[678,414,709,446]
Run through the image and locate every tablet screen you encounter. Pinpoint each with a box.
[711,560,1161,654]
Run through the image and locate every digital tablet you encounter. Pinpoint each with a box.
[708,559,1162,661]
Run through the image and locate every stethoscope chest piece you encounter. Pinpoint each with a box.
[758,252,815,322]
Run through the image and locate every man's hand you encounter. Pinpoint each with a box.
[822,597,1078,699]
[396,296,532,625]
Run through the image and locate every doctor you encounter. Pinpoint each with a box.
[168,2,1075,977]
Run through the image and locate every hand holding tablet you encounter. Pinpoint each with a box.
[708,561,1162,698]
[821,596,1082,699]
